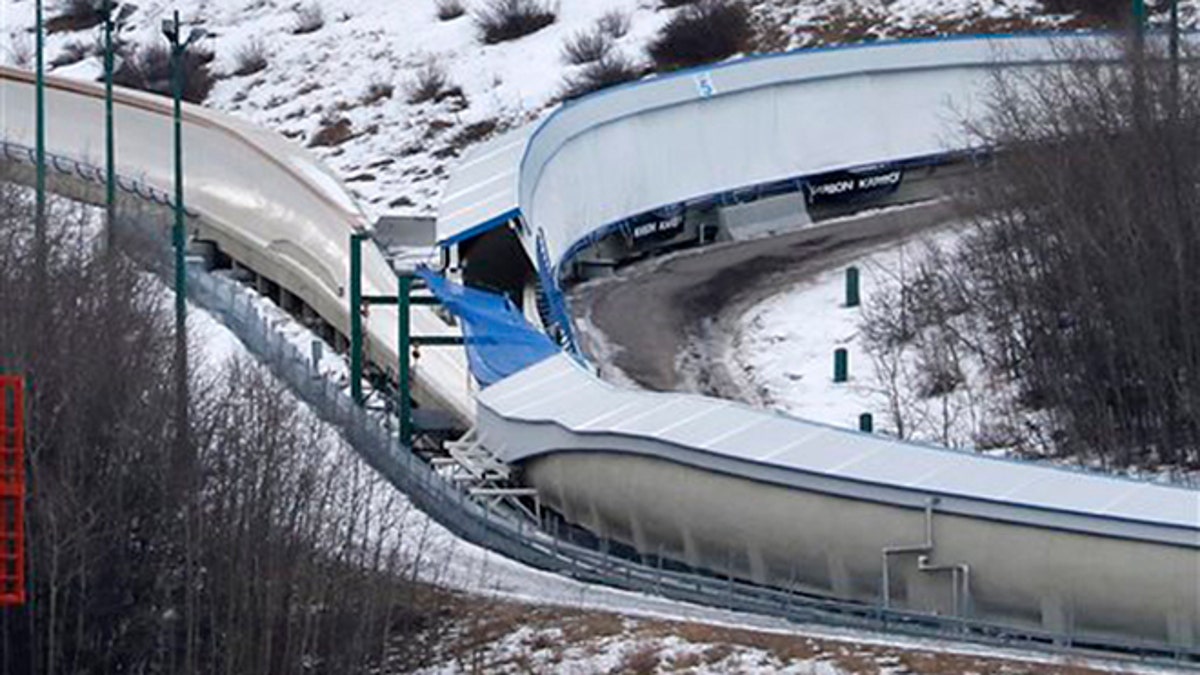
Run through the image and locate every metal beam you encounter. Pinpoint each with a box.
[412,335,464,347]
[398,273,412,448]
[349,233,366,405]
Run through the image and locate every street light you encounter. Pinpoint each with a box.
[161,9,205,462]
[92,0,137,249]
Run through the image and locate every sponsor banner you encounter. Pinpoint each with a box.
[628,204,686,246]
[804,165,904,205]
[630,217,685,243]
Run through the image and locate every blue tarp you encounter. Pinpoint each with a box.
[415,268,560,388]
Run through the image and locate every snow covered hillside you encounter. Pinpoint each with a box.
[5,0,1196,220]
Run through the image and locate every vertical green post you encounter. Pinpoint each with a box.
[1131,0,1147,127]
[1169,0,1180,114]
[34,0,46,290]
[349,233,365,405]
[398,274,412,448]
[169,11,189,452]
[103,0,116,247]
[845,266,860,308]
[859,413,873,433]
[834,348,849,383]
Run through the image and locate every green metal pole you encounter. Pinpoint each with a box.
[169,10,189,458]
[349,233,364,405]
[398,274,412,448]
[1169,0,1180,115]
[34,0,46,288]
[859,413,874,433]
[834,348,849,383]
[1132,0,1147,129]
[103,0,116,248]
[845,266,860,308]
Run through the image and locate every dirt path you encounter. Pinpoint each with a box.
[571,200,962,396]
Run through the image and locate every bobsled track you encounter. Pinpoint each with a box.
[2,32,1199,665]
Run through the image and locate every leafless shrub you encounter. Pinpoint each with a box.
[863,42,1200,469]
[8,35,33,68]
[561,29,612,65]
[113,41,216,103]
[1041,0,1135,23]
[406,59,453,104]
[292,2,325,34]
[449,117,500,149]
[0,183,455,674]
[597,9,632,39]
[474,0,557,44]
[231,38,268,76]
[361,78,395,105]
[46,0,104,33]
[647,0,751,71]
[309,111,354,147]
[50,39,92,67]
[560,54,643,100]
[435,0,466,21]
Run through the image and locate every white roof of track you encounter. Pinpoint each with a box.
[478,355,1200,548]
[436,124,533,246]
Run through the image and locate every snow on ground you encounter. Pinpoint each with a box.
[7,0,1197,220]
[727,226,1200,485]
[726,230,983,443]
[1,0,669,217]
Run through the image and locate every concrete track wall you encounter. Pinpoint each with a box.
[0,67,474,421]
[460,34,1200,653]
[524,452,1198,649]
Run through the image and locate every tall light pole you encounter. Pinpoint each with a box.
[161,10,205,465]
[1132,0,1148,128]
[94,0,136,249]
[34,0,46,301]
[163,14,205,674]
[1168,0,1180,115]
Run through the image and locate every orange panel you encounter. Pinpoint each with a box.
[0,375,26,607]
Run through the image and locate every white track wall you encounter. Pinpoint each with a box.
[515,36,1081,262]
[0,66,474,421]
[445,34,1200,651]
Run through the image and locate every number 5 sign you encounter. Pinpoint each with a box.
[694,71,717,99]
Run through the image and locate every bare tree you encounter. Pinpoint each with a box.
[862,39,1200,471]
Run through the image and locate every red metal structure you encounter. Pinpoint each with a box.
[0,375,26,606]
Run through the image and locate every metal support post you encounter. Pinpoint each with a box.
[834,348,849,383]
[34,0,47,325]
[349,233,366,405]
[103,0,116,247]
[845,266,860,308]
[1169,0,1180,115]
[1132,0,1147,128]
[163,10,202,471]
[398,273,412,448]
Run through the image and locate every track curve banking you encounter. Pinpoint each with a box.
[3,33,1198,656]
[0,65,473,421]
[442,34,1200,652]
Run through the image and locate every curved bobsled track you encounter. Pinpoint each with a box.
[0,65,473,422]
[2,33,1198,659]
[443,33,1200,654]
